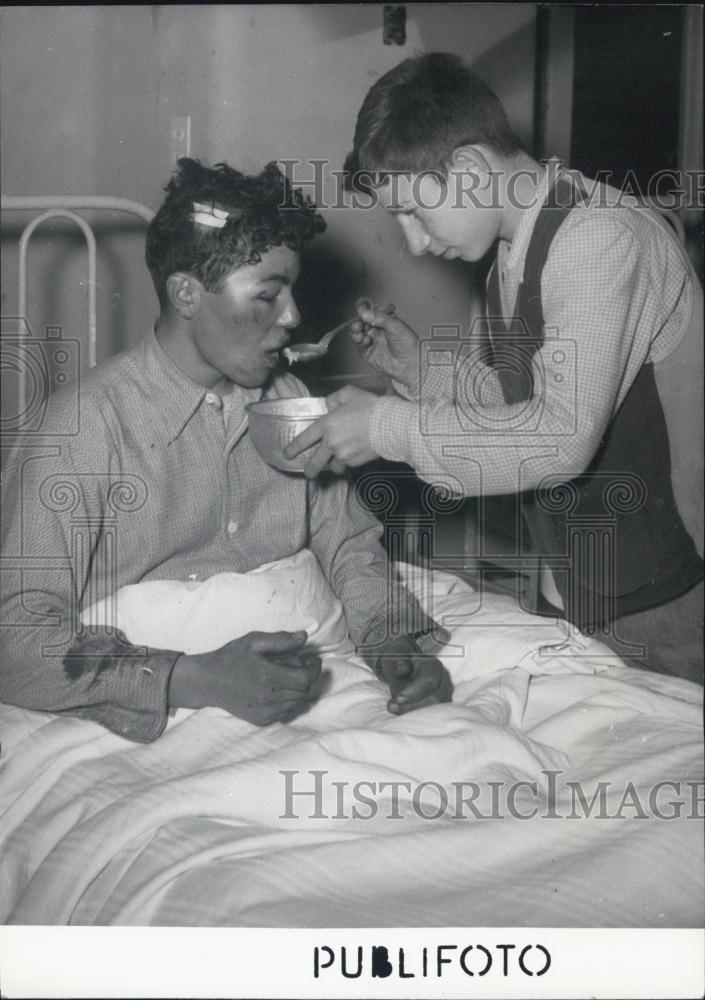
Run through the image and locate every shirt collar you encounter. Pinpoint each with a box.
[136,328,263,444]
[502,158,562,279]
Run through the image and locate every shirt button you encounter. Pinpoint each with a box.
[227,520,238,534]
[205,392,221,408]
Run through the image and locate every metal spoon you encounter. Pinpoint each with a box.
[283,298,377,365]
[282,317,358,365]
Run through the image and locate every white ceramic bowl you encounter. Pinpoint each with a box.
[246,397,328,473]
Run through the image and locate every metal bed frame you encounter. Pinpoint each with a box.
[1,195,155,416]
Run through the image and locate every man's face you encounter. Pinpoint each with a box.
[192,245,301,388]
[379,169,502,263]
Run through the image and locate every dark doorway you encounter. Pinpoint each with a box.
[570,5,683,197]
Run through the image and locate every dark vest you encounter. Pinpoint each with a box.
[485,176,703,629]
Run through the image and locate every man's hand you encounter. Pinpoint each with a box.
[169,630,322,726]
[350,299,421,389]
[283,384,381,478]
[368,634,453,715]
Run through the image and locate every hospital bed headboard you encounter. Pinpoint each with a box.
[1,194,155,418]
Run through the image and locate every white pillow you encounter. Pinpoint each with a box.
[82,553,613,680]
[81,549,349,655]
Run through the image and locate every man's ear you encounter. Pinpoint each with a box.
[166,272,201,319]
[450,145,493,175]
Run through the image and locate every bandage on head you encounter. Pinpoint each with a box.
[191,201,230,229]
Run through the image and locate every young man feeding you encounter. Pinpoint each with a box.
[0,158,451,742]
[285,53,703,682]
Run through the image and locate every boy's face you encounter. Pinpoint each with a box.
[379,168,502,263]
[191,245,301,388]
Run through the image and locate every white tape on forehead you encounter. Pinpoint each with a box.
[191,202,230,229]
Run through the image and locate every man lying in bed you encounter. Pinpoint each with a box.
[0,158,451,742]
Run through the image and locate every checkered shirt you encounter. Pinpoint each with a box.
[370,166,700,500]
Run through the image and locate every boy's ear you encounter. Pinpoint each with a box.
[450,145,492,175]
[166,272,201,319]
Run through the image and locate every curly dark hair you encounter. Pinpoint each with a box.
[146,158,326,304]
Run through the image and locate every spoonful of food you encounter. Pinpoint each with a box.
[282,315,360,365]
[283,298,392,365]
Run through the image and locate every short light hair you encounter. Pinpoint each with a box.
[349,52,521,179]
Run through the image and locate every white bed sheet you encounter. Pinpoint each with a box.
[1,566,702,927]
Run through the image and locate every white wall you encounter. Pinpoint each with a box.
[1,4,536,390]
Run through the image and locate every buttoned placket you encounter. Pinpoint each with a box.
[199,393,238,548]
[201,388,258,550]
[222,410,251,549]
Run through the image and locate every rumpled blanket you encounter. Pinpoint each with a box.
[1,555,702,926]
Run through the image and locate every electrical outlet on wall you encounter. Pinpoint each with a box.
[170,116,191,167]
